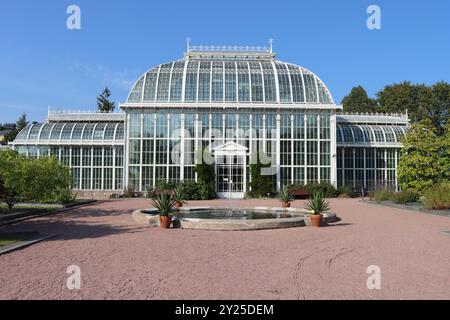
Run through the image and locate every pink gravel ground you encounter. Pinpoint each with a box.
[0,198,449,300]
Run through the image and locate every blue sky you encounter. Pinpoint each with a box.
[0,0,449,123]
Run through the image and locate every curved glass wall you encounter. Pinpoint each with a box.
[127,60,334,105]
[14,122,125,142]
[337,124,407,144]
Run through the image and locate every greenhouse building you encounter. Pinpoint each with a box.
[11,45,409,199]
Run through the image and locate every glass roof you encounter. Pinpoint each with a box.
[14,122,125,142]
[127,59,334,105]
[337,124,407,144]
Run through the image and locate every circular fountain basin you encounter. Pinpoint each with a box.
[133,207,337,231]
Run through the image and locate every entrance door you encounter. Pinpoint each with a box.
[216,155,244,195]
[214,142,248,199]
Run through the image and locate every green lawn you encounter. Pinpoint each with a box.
[0,232,40,248]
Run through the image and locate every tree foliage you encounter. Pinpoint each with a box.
[17,113,28,130]
[0,150,24,208]
[0,150,74,208]
[341,86,377,113]
[342,82,449,134]
[398,120,450,192]
[97,87,116,113]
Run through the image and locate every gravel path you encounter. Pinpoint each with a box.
[0,198,449,300]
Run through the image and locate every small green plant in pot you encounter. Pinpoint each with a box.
[151,193,177,229]
[280,186,294,208]
[173,185,187,208]
[304,192,330,227]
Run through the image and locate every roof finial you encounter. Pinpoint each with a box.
[269,38,273,53]
[186,38,191,53]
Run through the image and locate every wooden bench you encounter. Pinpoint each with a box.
[289,188,310,199]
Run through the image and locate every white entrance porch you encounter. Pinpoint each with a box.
[213,142,248,199]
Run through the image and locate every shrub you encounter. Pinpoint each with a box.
[179,181,201,200]
[374,190,394,203]
[390,190,420,204]
[422,183,450,210]
[248,152,275,198]
[195,158,216,200]
[0,150,73,206]
[306,183,340,198]
[154,180,176,191]
[147,180,216,201]
[338,186,359,198]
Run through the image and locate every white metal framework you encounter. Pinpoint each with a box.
[10,45,409,197]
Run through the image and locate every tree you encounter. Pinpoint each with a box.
[5,130,18,143]
[376,81,450,133]
[96,87,116,113]
[248,152,275,198]
[0,150,25,209]
[428,82,450,135]
[22,156,73,203]
[341,86,377,113]
[0,150,74,208]
[397,120,450,192]
[17,113,28,130]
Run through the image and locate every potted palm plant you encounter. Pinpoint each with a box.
[304,192,330,227]
[173,185,187,208]
[280,186,294,208]
[151,193,177,229]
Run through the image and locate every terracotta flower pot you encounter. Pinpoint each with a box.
[310,214,323,227]
[282,202,291,208]
[159,215,173,229]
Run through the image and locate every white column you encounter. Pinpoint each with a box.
[112,146,116,190]
[363,148,367,189]
[330,110,338,187]
[395,149,399,191]
[124,113,130,190]
[101,146,105,190]
[304,115,308,185]
[352,148,356,188]
[139,113,144,192]
[374,149,377,189]
[317,114,321,183]
[166,114,170,182]
[290,114,294,184]
[152,113,157,188]
[90,147,94,190]
[180,113,185,181]
[384,148,388,190]
[276,114,281,192]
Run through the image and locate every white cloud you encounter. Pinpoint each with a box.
[70,62,137,91]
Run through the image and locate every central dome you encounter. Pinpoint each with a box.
[126,48,334,105]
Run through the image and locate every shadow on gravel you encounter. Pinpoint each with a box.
[323,217,353,227]
[323,223,353,228]
[0,208,143,242]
